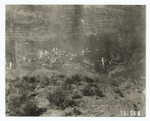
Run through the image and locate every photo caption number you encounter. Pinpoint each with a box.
[120,111,140,116]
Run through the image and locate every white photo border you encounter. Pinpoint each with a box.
[1,0,149,121]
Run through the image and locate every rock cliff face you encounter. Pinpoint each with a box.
[6,5,146,69]
[108,51,145,79]
[128,52,146,78]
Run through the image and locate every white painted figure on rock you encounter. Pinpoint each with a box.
[102,57,105,68]
[9,61,12,69]
[39,50,43,60]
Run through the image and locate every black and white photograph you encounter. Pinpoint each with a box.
[5,4,146,117]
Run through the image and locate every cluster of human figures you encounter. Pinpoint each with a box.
[20,47,61,66]
[6,47,93,70]
[37,48,60,60]
[99,57,112,68]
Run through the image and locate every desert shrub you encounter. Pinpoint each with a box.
[65,77,74,84]
[48,79,56,86]
[62,75,82,90]
[33,75,52,87]
[82,86,95,96]
[62,81,72,90]
[6,76,46,116]
[29,76,37,83]
[48,75,66,86]
[62,74,82,86]
[22,76,30,82]
[126,84,131,89]
[64,112,73,116]
[22,75,37,84]
[99,80,105,83]
[71,74,82,85]
[58,74,65,79]
[64,108,82,116]
[38,76,51,88]
[71,91,82,99]
[94,88,105,97]
[47,88,75,109]
[48,76,61,86]
[15,76,37,91]
[5,78,10,83]
[6,94,45,116]
[39,82,47,88]
[114,88,124,97]
[8,78,33,95]
[21,101,45,116]
[88,83,98,88]
[72,94,82,99]
[72,108,82,116]
[6,86,11,96]
[111,79,119,87]
[71,74,81,82]
[82,85,105,97]
[64,98,76,108]
[95,78,100,83]
[43,76,50,84]
[6,78,18,84]
[133,103,139,111]
[84,76,95,83]
[15,77,20,81]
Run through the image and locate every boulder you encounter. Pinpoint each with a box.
[31,68,61,80]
